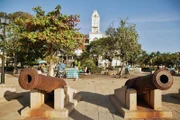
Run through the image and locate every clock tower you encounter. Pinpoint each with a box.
[89,10,103,43]
[92,10,100,33]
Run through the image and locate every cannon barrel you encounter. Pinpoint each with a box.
[19,68,67,93]
[125,69,173,93]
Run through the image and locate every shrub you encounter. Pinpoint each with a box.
[81,58,101,74]
[5,66,14,71]
[141,66,157,72]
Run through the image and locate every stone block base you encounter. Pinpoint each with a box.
[171,89,180,100]
[114,86,137,110]
[109,95,173,119]
[109,86,173,119]
[21,88,82,118]
[21,106,68,118]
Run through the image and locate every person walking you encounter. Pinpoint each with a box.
[125,64,131,75]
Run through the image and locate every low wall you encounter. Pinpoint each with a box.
[130,68,141,73]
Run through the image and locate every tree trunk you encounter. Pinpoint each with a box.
[48,59,54,76]
[119,61,125,77]
[13,51,18,75]
[107,57,113,68]
[21,62,23,68]
[48,45,54,76]
[109,59,112,67]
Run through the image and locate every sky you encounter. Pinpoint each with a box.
[0,0,180,53]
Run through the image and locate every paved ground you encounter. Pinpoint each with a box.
[0,72,180,120]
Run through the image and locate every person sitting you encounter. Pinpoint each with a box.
[57,60,66,78]
[39,63,45,73]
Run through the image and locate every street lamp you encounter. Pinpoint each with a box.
[0,14,10,84]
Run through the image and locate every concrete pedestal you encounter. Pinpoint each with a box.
[144,89,162,110]
[109,86,173,119]
[126,88,137,110]
[21,87,81,118]
[172,89,180,100]
[30,89,45,109]
[114,86,137,110]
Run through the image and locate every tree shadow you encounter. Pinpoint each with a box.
[75,91,118,113]
[69,109,93,120]
[162,93,180,105]
[70,91,122,119]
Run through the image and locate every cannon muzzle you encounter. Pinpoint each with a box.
[19,68,67,93]
[125,69,173,93]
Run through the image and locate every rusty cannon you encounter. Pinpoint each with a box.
[19,68,67,93]
[125,69,173,93]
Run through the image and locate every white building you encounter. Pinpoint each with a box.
[87,10,121,67]
[89,10,104,43]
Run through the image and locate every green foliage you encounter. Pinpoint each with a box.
[18,5,85,57]
[81,18,141,75]
[87,35,117,66]
[141,66,156,72]
[115,19,141,63]
[78,51,101,73]
[137,51,180,68]
[81,58,101,73]
[4,12,34,71]
[45,55,59,64]
[0,12,7,29]
[8,11,33,21]
[88,19,141,65]
[15,5,85,75]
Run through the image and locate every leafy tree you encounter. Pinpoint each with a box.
[79,51,101,73]
[138,51,180,72]
[85,19,141,76]
[6,12,33,74]
[88,39,104,57]
[126,44,141,66]
[115,19,141,77]
[87,26,117,67]
[18,5,85,76]
[137,50,149,66]
[0,12,7,63]
[103,26,118,66]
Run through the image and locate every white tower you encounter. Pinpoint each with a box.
[92,10,100,33]
[89,10,103,43]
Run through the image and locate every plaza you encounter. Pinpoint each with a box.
[0,72,180,120]
[0,0,180,120]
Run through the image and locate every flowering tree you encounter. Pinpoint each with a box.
[19,5,85,76]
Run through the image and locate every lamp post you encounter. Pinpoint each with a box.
[0,14,10,84]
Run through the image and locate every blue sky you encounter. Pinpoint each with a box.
[0,0,180,53]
